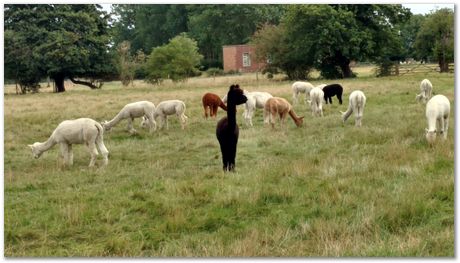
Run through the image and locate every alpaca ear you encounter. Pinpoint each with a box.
[28,144,33,149]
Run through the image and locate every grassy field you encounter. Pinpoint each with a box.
[3,69,455,256]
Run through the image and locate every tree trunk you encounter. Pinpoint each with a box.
[69,77,100,89]
[53,73,66,93]
[439,59,449,73]
[340,63,354,78]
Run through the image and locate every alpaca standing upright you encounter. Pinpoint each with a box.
[216,84,247,172]
[202,93,227,119]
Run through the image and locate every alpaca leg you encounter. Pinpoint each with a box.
[270,112,276,129]
[212,105,218,118]
[67,144,73,166]
[60,143,70,166]
[127,118,136,133]
[227,139,238,172]
[443,116,449,140]
[439,117,445,139]
[338,95,343,105]
[218,139,229,171]
[96,136,109,166]
[165,116,169,130]
[148,115,157,133]
[87,142,98,167]
[204,106,209,119]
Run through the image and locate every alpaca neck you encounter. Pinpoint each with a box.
[105,113,123,128]
[288,110,300,122]
[37,136,57,153]
[226,103,237,127]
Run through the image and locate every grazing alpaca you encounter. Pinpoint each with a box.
[101,101,156,134]
[416,79,433,104]
[425,94,450,145]
[322,84,343,104]
[28,118,109,167]
[202,93,227,119]
[241,91,274,126]
[292,81,315,104]
[264,97,304,129]
[340,90,366,127]
[141,100,188,130]
[309,87,324,117]
[216,84,247,172]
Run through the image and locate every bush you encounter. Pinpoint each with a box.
[144,33,203,84]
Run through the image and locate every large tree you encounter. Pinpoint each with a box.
[253,4,410,79]
[4,4,114,92]
[414,8,454,72]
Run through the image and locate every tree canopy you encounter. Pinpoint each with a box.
[4,4,114,92]
[144,34,203,84]
[253,4,411,79]
[414,8,454,72]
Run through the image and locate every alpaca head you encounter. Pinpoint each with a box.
[140,116,148,128]
[28,143,43,159]
[101,121,112,131]
[425,128,436,145]
[295,116,304,127]
[227,84,247,105]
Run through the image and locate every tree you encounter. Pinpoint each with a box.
[253,4,410,79]
[399,14,426,60]
[116,41,146,86]
[144,33,203,84]
[4,4,114,92]
[251,23,313,80]
[187,5,285,69]
[415,8,454,72]
[112,5,189,53]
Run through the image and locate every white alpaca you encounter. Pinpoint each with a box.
[416,79,433,104]
[142,100,188,130]
[101,101,156,134]
[223,91,274,126]
[309,87,324,117]
[28,118,109,167]
[242,91,273,126]
[292,81,315,105]
[340,90,366,127]
[425,95,450,145]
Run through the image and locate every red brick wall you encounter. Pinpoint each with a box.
[223,45,265,73]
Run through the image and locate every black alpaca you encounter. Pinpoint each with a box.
[322,84,343,104]
[216,84,247,172]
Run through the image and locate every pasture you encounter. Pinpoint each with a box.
[4,69,454,256]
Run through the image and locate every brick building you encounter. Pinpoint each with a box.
[222,44,265,73]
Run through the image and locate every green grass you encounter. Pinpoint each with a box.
[4,71,454,256]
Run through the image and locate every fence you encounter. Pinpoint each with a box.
[388,63,454,76]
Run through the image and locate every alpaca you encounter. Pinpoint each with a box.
[340,90,367,127]
[263,97,304,129]
[28,118,109,167]
[202,93,227,119]
[242,91,273,126]
[141,100,188,130]
[101,101,156,134]
[309,87,324,117]
[216,84,247,172]
[416,79,433,104]
[425,94,450,145]
[292,81,315,104]
[322,84,343,104]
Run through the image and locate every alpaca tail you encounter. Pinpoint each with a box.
[341,104,353,123]
[94,123,109,165]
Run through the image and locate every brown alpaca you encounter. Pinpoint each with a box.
[202,93,227,119]
[263,97,304,129]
